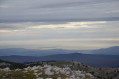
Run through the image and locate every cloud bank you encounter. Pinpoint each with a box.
[0,0,119,50]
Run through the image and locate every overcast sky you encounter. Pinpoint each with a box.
[0,0,119,50]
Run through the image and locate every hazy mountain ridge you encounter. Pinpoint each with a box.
[0,53,119,67]
[91,46,119,55]
[0,48,78,56]
[0,46,119,67]
[0,46,119,56]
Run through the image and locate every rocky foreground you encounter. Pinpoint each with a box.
[0,65,97,79]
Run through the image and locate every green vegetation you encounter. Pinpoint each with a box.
[0,70,36,79]
[0,59,119,79]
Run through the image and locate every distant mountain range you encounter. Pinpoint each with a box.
[0,53,119,67]
[0,48,78,56]
[0,46,119,67]
[0,46,119,56]
[89,46,119,55]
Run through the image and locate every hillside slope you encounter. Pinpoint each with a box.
[0,53,119,67]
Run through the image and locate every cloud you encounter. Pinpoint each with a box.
[0,0,119,23]
[55,38,119,41]
[29,21,106,29]
[0,30,11,32]
[0,0,119,50]
[0,38,119,50]
[32,0,118,9]
[14,30,25,32]
[0,5,9,9]
[0,21,107,30]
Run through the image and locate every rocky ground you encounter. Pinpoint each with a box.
[0,59,119,79]
[0,65,97,79]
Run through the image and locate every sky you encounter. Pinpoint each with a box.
[0,0,119,50]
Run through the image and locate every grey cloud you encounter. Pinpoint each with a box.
[0,0,119,23]
[0,26,16,29]
[0,17,119,23]
[32,0,118,9]
[0,0,119,50]
[33,1,91,9]
[0,22,31,30]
